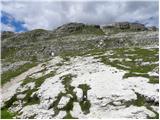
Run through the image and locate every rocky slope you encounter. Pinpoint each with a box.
[1,22,159,119]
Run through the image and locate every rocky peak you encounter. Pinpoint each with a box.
[54,22,85,33]
[54,22,103,36]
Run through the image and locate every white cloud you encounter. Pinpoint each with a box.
[1,23,15,32]
[1,1,159,31]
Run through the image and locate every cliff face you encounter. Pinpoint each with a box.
[1,22,159,119]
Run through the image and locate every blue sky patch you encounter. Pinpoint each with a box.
[1,11,28,32]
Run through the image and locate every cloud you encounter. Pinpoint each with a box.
[1,0,159,32]
[1,23,15,32]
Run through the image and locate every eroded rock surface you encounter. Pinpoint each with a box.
[1,50,159,118]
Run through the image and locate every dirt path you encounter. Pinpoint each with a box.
[1,63,44,102]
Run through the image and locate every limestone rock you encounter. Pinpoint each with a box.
[17,94,26,100]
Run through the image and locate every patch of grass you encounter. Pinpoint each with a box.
[1,47,19,59]
[123,72,149,79]
[95,47,158,84]
[133,93,146,106]
[78,84,91,100]
[20,71,56,106]
[78,84,91,114]
[61,74,78,108]
[21,71,56,88]
[60,48,105,59]
[60,50,83,58]
[21,77,35,86]
[50,74,78,117]
[85,48,105,56]
[79,100,91,114]
[3,94,18,109]
[63,99,74,112]
[1,94,17,119]
[51,75,92,116]
[149,76,159,84]
[63,111,77,119]
[23,88,40,106]
[49,92,65,116]
[1,71,56,118]
[1,108,15,119]
[1,62,37,85]
[35,71,56,87]
[61,74,77,101]
[123,73,159,84]
[147,106,159,119]
[124,92,159,119]
[130,64,157,73]
[100,56,129,71]
[61,74,74,89]
[133,93,159,119]
[2,88,39,114]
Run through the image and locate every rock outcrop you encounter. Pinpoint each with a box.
[102,22,158,35]
[55,23,85,34]
[130,23,146,31]
[114,22,130,29]
[54,22,103,36]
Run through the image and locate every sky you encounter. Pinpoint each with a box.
[1,0,159,32]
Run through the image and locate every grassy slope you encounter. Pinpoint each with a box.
[1,62,37,85]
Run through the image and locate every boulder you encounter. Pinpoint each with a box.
[17,94,26,100]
